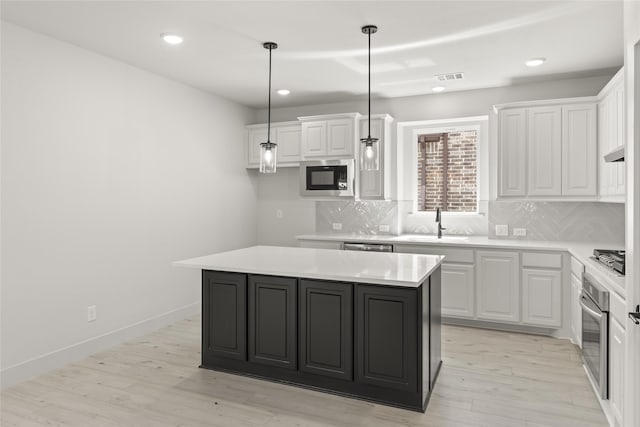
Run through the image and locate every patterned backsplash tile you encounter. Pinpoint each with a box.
[316,199,624,244]
[488,200,625,243]
[401,200,489,235]
[316,200,400,235]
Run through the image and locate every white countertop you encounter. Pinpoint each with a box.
[297,234,626,298]
[174,245,444,288]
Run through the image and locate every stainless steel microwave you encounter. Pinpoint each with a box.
[300,159,355,197]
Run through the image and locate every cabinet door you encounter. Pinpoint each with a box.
[202,271,247,362]
[359,117,384,199]
[570,273,582,347]
[499,109,527,196]
[562,104,597,196]
[356,285,418,392]
[302,121,327,157]
[610,316,625,425]
[248,275,297,370]
[299,280,353,380]
[276,124,301,164]
[598,99,614,196]
[476,251,520,323]
[441,263,475,318]
[527,106,562,196]
[522,268,562,327]
[327,118,354,156]
[247,127,268,167]
[614,85,626,195]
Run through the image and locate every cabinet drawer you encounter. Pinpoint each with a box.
[395,245,473,263]
[570,256,585,278]
[522,252,562,269]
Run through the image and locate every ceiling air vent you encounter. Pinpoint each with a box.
[435,72,464,81]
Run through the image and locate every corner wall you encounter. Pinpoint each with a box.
[0,23,258,388]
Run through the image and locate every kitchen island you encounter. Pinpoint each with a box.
[175,245,443,412]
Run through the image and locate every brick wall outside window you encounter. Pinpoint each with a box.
[417,130,477,212]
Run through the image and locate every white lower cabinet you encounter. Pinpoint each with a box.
[522,268,562,327]
[476,251,520,323]
[441,263,475,319]
[570,273,582,347]
[610,315,625,426]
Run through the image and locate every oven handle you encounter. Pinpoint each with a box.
[580,295,603,320]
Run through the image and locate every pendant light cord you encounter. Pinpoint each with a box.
[367,29,371,140]
[267,45,272,143]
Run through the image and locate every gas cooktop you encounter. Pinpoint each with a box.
[593,249,625,275]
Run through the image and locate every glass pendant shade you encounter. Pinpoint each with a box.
[259,141,277,173]
[360,137,379,171]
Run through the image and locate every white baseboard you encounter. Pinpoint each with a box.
[0,302,200,390]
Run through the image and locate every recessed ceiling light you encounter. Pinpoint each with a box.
[161,33,183,45]
[525,57,546,67]
[277,89,290,96]
[432,86,446,92]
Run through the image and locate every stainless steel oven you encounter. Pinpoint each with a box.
[580,272,609,399]
[300,159,355,197]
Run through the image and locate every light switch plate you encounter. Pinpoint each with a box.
[513,228,527,236]
[332,223,342,231]
[495,225,509,236]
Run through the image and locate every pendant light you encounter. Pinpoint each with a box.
[259,42,278,174]
[360,25,379,171]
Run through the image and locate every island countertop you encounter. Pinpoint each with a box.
[174,245,444,288]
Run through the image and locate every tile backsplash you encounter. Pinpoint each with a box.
[316,199,625,244]
[316,200,400,235]
[488,201,625,243]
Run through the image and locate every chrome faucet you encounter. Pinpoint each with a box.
[435,207,446,238]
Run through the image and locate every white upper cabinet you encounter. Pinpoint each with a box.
[527,106,562,196]
[300,121,327,157]
[597,69,625,200]
[246,121,302,168]
[562,104,597,196]
[496,98,598,199]
[299,113,360,159]
[498,109,527,196]
[358,114,393,200]
[276,125,302,164]
[247,126,268,167]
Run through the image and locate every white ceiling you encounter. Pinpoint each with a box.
[1,1,624,109]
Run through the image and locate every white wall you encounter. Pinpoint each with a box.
[255,168,315,247]
[0,22,258,387]
[253,74,614,243]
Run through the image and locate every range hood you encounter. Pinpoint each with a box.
[604,145,625,162]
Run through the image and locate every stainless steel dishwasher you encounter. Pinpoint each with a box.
[342,242,394,252]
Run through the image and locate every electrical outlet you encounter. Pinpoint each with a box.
[276,209,283,219]
[379,224,390,233]
[513,228,527,237]
[87,305,97,322]
[495,225,509,236]
[332,223,342,231]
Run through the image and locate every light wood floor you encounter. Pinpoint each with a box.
[1,317,608,427]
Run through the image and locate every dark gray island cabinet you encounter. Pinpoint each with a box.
[176,246,443,412]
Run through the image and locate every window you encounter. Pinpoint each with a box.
[416,129,478,213]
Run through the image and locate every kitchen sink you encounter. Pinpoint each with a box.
[391,235,469,242]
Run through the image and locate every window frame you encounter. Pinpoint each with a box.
[397,116,489,218]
